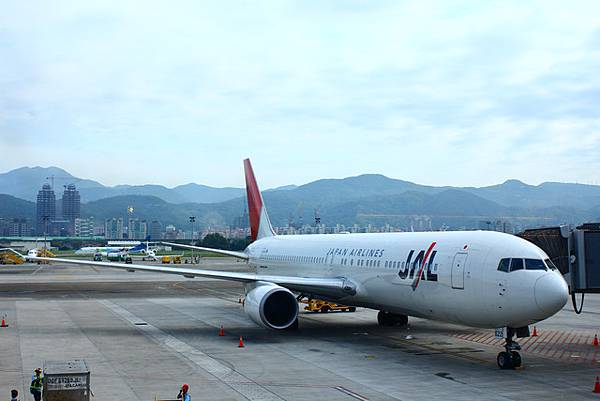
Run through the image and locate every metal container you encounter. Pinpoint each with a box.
[43,359,90,401]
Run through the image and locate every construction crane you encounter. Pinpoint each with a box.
[46,175,82,190]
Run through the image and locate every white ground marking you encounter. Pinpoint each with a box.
[98,300,284,401]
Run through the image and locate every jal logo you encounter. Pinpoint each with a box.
[398,246,438,282]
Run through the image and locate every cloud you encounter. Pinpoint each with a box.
[1,0,599,188]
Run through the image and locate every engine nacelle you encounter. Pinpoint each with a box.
[244,283,299,330]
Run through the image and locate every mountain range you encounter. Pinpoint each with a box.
[0,166,247,204]
[1,166,599,230]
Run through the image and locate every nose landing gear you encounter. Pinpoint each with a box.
[497,327,525,369]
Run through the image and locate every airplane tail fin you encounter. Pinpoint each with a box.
[244,159,275,241]
[129,238,150,252]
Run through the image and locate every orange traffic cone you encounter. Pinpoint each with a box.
[594,334,599,347]
[593,376,600,393]
[532,326,538,337]
[238,336,245,348]
[219,325,225,337]
[0,318,7,328]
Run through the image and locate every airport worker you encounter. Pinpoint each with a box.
[177,383,191,401]
[29,368,43,401]
[10,389,19,401]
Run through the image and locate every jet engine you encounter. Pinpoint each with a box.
[244,283,299,330]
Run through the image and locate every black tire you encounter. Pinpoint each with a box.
[377,311,393,326]
[511,351,522,368]
[349,307,356,312]
[321,306,330,313]
[497,351,513,369]
[394,314,409,327]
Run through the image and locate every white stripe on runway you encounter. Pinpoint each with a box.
[99,299,283,401]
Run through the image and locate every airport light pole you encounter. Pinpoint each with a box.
[189,216,196,264]
[43,215,49,256]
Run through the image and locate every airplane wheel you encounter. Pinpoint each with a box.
[511,351,522,368]
[321,306,330,313]
[349,307,356,312]
[377,311,394,326]
[395,314,408,327]
[497,351,514,369]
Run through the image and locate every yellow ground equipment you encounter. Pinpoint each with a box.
[0,251,24,265]
[301,298,356,313]
[173,256,182,264]
[35,249,55,264]
[161,256,171,264]
[37,249,55,257]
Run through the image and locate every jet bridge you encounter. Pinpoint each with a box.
[519,223,600,313]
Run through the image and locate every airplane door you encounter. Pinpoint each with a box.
[451,252,467,289]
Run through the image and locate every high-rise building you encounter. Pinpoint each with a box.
[36,184,56,235]
[104,218,124,239]
[128,218,148,240]
[62,184,81,234]
[164,224,178,240]
[9,218,31,237]
[74,217,95,237]
[149,220,162,240]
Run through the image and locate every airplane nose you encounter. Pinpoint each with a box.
[534,273,568,315]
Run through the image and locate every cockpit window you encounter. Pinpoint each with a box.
[497,258,510,272]
[525,258,547,270]
[499,258,551,272]
[509,258,524,272]
[544,258,558,271]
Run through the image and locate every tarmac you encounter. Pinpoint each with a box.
[1,258,600,401]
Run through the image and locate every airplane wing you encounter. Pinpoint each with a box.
[7,250,353,297]
[161,242,249,260]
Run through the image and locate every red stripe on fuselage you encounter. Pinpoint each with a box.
[411,241,437,290]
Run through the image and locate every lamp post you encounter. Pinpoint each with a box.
[43,215,49,256]
[189,216,196,264]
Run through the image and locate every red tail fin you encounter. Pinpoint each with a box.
[244,159,275,241]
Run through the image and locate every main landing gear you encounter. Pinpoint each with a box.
[497,327,526,369]
[377,311,408,327]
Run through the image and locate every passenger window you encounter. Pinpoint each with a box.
[497,258,510,272]
[525,259,546,270]
[544,258,558,271]
[510,258,524,272]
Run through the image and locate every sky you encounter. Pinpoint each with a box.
[1,1,600,189]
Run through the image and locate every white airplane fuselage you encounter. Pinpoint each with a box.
[76,247,126,256]
[246,230,568,329]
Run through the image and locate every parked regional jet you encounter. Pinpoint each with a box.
[75,237,151,257]
[16,159,568,369]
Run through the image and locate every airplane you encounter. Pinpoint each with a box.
[13,158,569,370]
[75,237,152,257]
